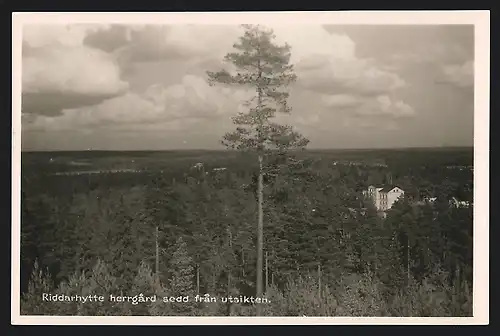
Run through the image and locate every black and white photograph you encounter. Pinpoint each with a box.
[12,11,489,324]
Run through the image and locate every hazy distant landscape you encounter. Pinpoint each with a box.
[22,147,473,174]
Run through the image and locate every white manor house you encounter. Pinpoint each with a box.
[363,185,405,212]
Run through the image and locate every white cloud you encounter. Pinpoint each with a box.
[268,25,406,96]
[83,24,407,98]
[272,25,357,62]
[388,43,472,67]
[23,46,127,97]
[22,24,128,116]
[23,24,91,48]
[313,92,416,132]
[22,24,414,138]
[321,92,414,124]
[23,75,250,133]
[295,55,405,96]
[321,94,363,108]
[85,24,241,64]
[355,96,415,118]
[439,60,474,88]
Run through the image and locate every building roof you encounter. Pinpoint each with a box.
[379,185,403,193]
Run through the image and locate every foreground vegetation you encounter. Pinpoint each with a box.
[23,258,471,317]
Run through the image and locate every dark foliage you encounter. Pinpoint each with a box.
[20,148,473,316]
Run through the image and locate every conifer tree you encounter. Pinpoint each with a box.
[168,236,196,315]
[129,261,158,316]
[77,259,121,316]
[20,260,55,315]
[207,24,309,315]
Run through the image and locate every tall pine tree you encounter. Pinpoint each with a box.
[207,24,308,315]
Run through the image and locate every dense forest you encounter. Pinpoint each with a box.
[20,148,473,316]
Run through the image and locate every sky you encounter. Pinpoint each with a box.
[20,23,474,151]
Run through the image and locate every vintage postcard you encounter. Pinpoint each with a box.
[11,11,489,325]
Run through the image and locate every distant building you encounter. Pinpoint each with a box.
[213,167,227,172]
[192,163,204,170]
[371,162,388,168]
[413,196,472,209]
[413,196,437,206]
[449,197,471,208]
[445,165,473,171]
[363,185,405,212]
[424,196,437,203]
[424,196,470,207]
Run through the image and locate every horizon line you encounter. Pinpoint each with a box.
[20,146,474,153]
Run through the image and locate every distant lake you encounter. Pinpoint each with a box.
[54,169,142,176]
[68,161,92,166]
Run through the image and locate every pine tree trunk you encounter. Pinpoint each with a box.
[265,251,268,294]
[242,249,245,277]
[155,226,159,286]
[226,270,232,316]
[212,268,216,293]
[407,236,411,286]
[256,154,264,316]
[196,265,200,293]
[226,219,234,316]
[318,263,322,300]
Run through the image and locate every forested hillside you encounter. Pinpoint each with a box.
[20,149,473,316]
